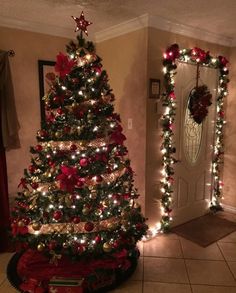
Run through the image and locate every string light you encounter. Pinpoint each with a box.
[157,44,229,235]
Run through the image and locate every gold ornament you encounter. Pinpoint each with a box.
[134,202,140,209]
[32,222,41,231]
[37,243,45,252]
[107,222,117,230]
[24,191,30,197]
[65,196,73,207]
[72,102,78,108]
[103,242,112,253]
[62,242,69,248]
[55,131,62,138]
[82,207,90,215]
[95,209,102,216]
[44,171,51,178]
[18,220,24,227]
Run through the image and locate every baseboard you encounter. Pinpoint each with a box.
[222,204,236,214]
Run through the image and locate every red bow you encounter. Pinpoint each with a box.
[18,178,28,190]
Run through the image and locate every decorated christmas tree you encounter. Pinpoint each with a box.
[10,12,147,292]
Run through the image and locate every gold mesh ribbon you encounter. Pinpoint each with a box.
[36,167,126,193]
[28,216,120,235]
[39,137,108,151]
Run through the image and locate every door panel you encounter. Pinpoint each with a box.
[172,62,218,226]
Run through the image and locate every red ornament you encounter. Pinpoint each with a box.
[77,178,85,188]
[39,130,48,138]
[135,223,143,230]
[70,144,77,151]
[95,175,103,183]
[72,12,92,36]
[79,158,88,167]
[64,126,71,133]
[84,222,94,232]
[35,145,43,152]
[72,216,81,224]
[28,165,36,173]
[57,108,64,115]
[53,95,65,104]
[48,240,57,250]
[31,182,39,190]
[53,210,63,221]
[55,52,75,78]
[95,235,101,243]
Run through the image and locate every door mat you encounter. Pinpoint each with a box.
[171,213,236,247]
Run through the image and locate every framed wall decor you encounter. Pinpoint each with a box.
[38,60,56,125]
[149,78,161,99]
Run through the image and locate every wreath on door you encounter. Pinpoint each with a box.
[188,85,212,124]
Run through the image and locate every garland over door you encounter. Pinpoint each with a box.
[172,62,218,226]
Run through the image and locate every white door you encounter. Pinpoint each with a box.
[172,62,218,226]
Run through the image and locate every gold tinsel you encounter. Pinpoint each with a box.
[28,216,121,235]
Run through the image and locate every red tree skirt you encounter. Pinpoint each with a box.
[11,248,139,292]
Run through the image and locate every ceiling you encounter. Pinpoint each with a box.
[1,0,236,45]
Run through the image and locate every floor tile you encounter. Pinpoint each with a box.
[0,274,5,286]
[185,259,236,286]
[144,257,189,283]
[218,242,236,261]
[192,284,236,293]
[0,279,18,293]
[227,261,236,279]
[218,231,236,243]
[144,237,182,258]
[180,238,223,260]
[143,282,191,293]
[137,240,143,256]
[0,253,13,274]
[129,257,143,281]
[111,280,142,293]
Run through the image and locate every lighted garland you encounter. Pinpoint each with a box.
[160,44,229,232]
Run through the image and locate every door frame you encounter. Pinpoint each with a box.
[159,44,229,232]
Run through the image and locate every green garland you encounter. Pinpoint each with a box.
[160,45,229,232]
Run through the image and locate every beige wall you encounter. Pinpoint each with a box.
[223,47,236,208]
[96,28,148,210]
[0,26,69,200]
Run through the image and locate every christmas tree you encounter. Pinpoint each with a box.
[10,12,147,292]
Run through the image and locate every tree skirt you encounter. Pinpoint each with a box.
[7,248,139,292]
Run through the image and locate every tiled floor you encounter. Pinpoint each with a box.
[1,214,236,292]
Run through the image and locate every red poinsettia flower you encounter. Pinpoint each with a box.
[56,165,79,192]
[164,44,180,61]
[191,47,209,63]
[55,52,75,78]
[218,56,229,67]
